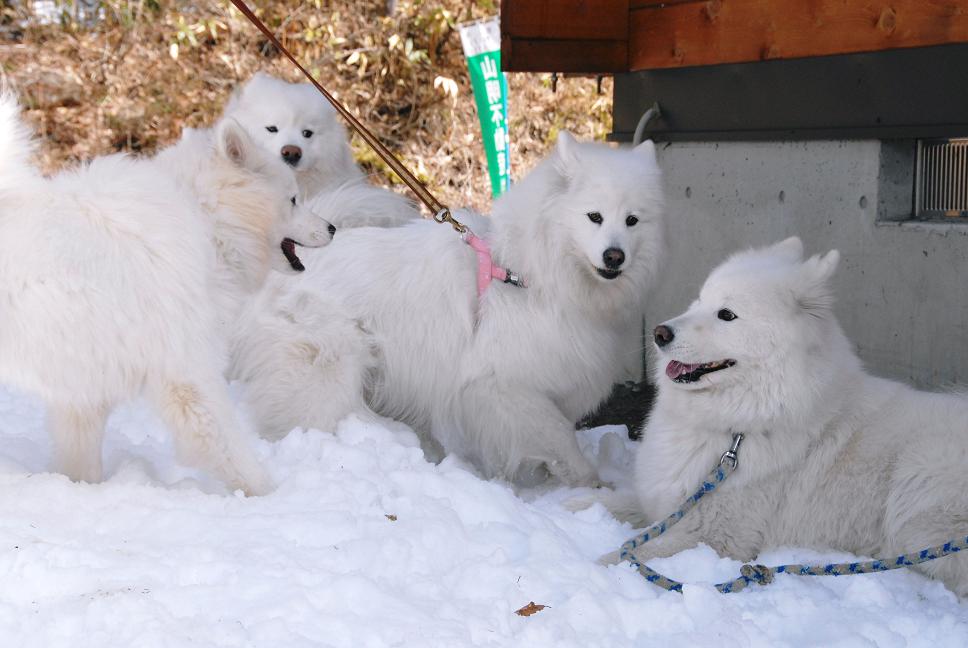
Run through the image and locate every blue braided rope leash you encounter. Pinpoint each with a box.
[620,433,968,593]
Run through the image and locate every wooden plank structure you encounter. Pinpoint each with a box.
[502,0,968,73]
[501,0,630,72]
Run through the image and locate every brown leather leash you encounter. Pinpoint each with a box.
[227,0,467,234]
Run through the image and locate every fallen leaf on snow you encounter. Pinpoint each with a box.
[514,602,548,617]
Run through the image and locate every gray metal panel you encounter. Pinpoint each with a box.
[915,139,968,218]
[612,44,968,142]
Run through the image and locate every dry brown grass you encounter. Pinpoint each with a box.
[1,0,611,212]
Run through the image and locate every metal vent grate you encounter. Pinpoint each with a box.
[915,138,968,219]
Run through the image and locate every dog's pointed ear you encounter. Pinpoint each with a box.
[554,131,580,177]
[216,118,255,170]
[795,249,840,316]
[633,139,657,165]
[225,72,267,114]
[804,249,840,284]
[770,236,804,262]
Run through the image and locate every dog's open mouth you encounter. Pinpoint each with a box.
[595,267,623,280]
[666,359,736,383]
[281,238,305,272]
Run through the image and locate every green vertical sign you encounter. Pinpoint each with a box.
[459,18,511,197]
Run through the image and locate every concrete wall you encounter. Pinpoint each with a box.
[647,140,968,388]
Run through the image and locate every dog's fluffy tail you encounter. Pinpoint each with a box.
[0,88,35,192]
[308,180,419,229]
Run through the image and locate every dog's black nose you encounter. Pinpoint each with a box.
[281,145,302,166]
[602,247,625,269]
[654,324,675,347]
[327,223,336,237]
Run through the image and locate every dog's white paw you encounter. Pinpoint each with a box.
[563,491,605,513]
[547,456,601,488]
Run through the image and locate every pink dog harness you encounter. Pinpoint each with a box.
[462,231,525,298]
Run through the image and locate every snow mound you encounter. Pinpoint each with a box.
[0,386,965,647]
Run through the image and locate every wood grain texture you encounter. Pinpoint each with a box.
[502,0,630,40]
[629,0,968,70]
[502,35,629,72]
[631,0,703,8]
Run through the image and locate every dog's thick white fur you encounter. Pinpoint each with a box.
[0,91,332,494]
[230,132,665,485]
[304,177,422,229]
[620,237,968,595]
[222,73,417,228]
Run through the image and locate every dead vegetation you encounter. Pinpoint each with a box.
[0,0,612,212]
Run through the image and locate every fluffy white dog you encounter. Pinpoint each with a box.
[222,72,417,228]
[230,133,665,485]
[619,237,968,595]
[0,91,332,495]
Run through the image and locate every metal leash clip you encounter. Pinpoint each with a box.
[719,432,744,470]
[503,271,525,287]
[433,207,467,234]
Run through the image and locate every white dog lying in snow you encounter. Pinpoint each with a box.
[614,237,968,595]
[230,132,665,486]
[222,72,417,229]
[0,91,333,495]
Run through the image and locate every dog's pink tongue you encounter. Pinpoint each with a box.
[666,360,699,379]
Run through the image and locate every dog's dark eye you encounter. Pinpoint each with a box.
[626,215,639,227]
[290,196,297,206]
[302,129,314,138]
[587,212,603,225]
[718,309,737,321]
[266,126,278,133]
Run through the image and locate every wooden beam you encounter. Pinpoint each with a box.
[629,0,968,71]
[631,1,702,7]
[502,36,629,73]
[501,0,629,72]
[503,0,630,40]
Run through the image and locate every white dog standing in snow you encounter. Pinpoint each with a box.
[617,237,968,595]
[222,72,418,228]
[230,133,665,486]
[0,91,333,495]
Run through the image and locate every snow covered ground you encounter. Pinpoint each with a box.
[0,384,966,647]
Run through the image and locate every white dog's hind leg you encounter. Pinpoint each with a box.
[236,335,368,441]
[460,382,599,487]
[47,402,110,483]
[888,508,968,597]
[886,442,968,596]
[230,291,374,440]
[148,374,272,496]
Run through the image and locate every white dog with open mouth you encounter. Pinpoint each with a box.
[0,91,333,495]
[230,132,665,485]
[616,237,968,595]
[222,72,417,228]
